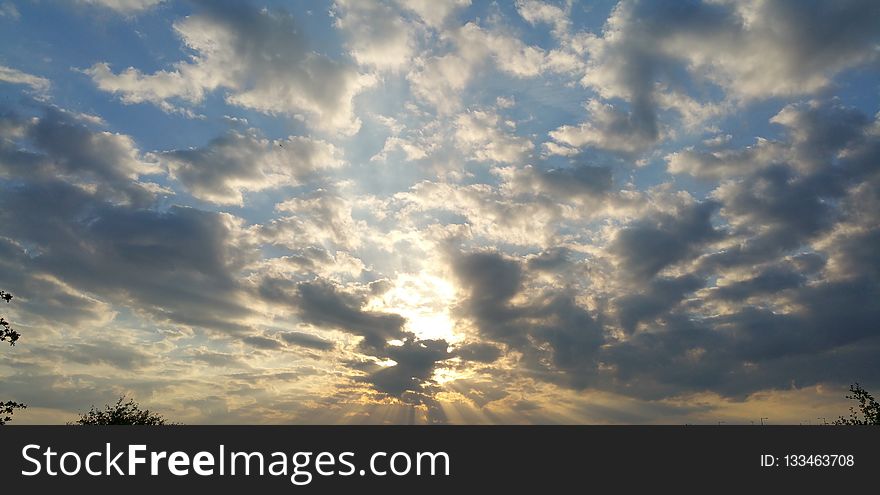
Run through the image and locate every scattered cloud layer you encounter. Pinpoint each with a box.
[1,0,879,424]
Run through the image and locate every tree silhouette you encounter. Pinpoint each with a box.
[0,290,20,346]
[0,401,26,426]
[0,290,24,425]
[833,383,880,425]
[72,396,173,425]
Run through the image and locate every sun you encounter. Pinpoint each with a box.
[365,271,460,344]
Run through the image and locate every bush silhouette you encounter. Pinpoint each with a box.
[73,396,174,425]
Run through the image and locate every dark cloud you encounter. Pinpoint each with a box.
[614,275,704,334]
[453,342,503,363]
[159,130,339,205]
[49,341,155,370]
[716,166,846,242]
[703,101,878,273]
[526,247,572,273]
[574,0,880,152]
[242,335,283,350]
[709,266,805,302]
[452,251,525,345]
[0,238,111,327]
[363,339,450,398]
[279,331,335,351]
[529,164,613,200]
[452,250,606,388]
[612,201,721,281]
[368,279,393,296]
[0,106,159,206]
[256,275,454,399]
[0,104,258,337]
[289,279,406,352]
[594,259,880,400]
[0,371,178,414]
[190,350,250,368]
[666,138,786,179]
[0,180,257,335]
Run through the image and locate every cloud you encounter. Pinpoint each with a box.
[455,109,534,164]
[451,250,606,388]
[256,274,455,400]
[0,65,50,93]
[666,138,787,180]
[260,277,407,353]
[453,341,503,363]
[0,179,259,335]
[0,106,161,206]
[190,350,250,368]
[242,335,284,350]
[548,99,660,155]
[279,331,335,351]
[78,0,164,14]
[573,0,880,152]
[692,0,880,99]
[158,130,342,205]
[515,0,570,37]
[85,1,372,134]
[361,338,450,398]
[497,163,613,201]
[397,180,568,246]
[259,190,363,251]
[395,0,470,28]
[714,166,839,250]
[669,99,873,180]
[611,200,721,281]
[614,275,704,334]
[709,265,805,302]
[262,249,365,280]
[50,341,155,370]
[334,0,417,71]
[769,99,873,172]
[408,22,549,112]
[5,0,880,424]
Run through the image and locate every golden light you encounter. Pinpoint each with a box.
[365,271,460,344]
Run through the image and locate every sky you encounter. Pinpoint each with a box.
[0,0,879,424]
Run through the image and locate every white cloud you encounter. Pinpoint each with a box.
[86,4,372,134]
[0,65,50,93]
[261,191,365,251]
[458,22,548,78]
[395,181,566,246]
[455,109,533,164]
[158,131,343,205]
[334,0,417,72]
[372,136,432,162]
[570,0,880,150]
[78,0,164,14]
[515,0,570,37]
[408,22,550,112]
[581,0,880,116]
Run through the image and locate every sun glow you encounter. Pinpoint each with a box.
[366,272,460,343]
